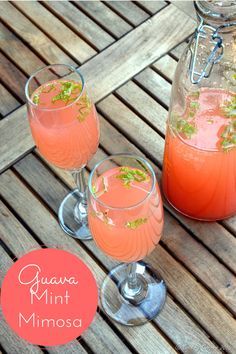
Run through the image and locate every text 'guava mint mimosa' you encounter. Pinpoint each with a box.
[163,88,236,220]
[88,166,163,262]
[28,79,99,170]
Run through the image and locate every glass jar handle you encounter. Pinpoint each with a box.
[189,19,224,84]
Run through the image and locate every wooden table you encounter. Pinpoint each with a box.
[0,1,236,353]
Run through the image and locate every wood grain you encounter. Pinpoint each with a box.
[137,1,168,14]
[75,1,132,38]
[0,1,76,66]
[116,80,168,134]
[0,22,45,76]
[0,84,20,117]
[0,106,33,173]
[171,0,197,21]
[43,1,113,51]
[152,54,177,82]
[0,52,27,102]
[134,67,171,107]
[105,1,149,26]
[13,1,95,63]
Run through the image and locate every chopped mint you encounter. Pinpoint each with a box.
[52,81,82,104]
[126,218,147,230]
[176,118,197,139]
[222,95,236,118]
[32,93,40,105]
[190,91,200,99]
[76,94,91,122]
[92,185,97,194]
[116,167,150,187]
[221,120,236,151]
[190,101,200,109]
[189,111,195,118]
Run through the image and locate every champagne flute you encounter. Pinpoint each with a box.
[88,154,166,325]
[25,64,99,240]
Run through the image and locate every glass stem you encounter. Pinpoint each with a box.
[121,263,142,300]
[73,168,88,224]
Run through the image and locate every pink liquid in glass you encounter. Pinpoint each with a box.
[28,79,99,170]
[88,167,163,262]
[163,88,236,220]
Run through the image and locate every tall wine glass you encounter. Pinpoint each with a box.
[25,64,99,240]
[88,154,166,325]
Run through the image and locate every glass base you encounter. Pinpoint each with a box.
[101,261,166,326]
[58,189,92,240]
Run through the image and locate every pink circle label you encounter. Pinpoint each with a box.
[1,248,98,346]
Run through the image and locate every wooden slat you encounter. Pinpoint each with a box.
[137,1,168,14]
[0,106,33,172]
[148,246,236,354]
[0,22,45,75]
[75,1,132,38]
[0,84,20,117]
[171,0,197,20]
[169,209,236,275]
[98,94,165,165]
[80,4,194,102]
[116,81,167,134]
[222,217,236,236]
[13,1,96,63]
[0,246,12,286]
[156,296,222,354]
[12,153,225,353]
[152,54,177,82]
[171,40,188,60]
[135,67,171,107]
[105,1,149,26]
[82,314,132,354]
[0,53,27,101]
[0,281,43,354]
[0,310,43,354]
[0,171,177,354]
[43,1,113,51]
[0,1,76,66]
[0,4,195,173]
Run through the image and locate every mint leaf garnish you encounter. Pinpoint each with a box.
[126,218,147,230]
[190,101,200,109]
[190,91,200,99]
[76,94,91,122]
[32,93,40,105]
[221,119,236,151]
[176,118,197,139]
[222,95,236,118]
[116,167,150,187]
[52,81,82,104]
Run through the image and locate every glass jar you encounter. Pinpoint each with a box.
[162,1,236,221]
